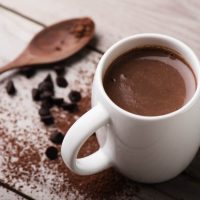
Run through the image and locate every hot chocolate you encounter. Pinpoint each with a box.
[103,46,196,116]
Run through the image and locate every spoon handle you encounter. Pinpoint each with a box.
[0,62,19,74]
[0,52,31,74]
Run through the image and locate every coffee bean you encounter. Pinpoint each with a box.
[61,102,78,113]
[54,66,65,75]
[40,115,54,125]
[39,107,50,116]
[45,146,58,160]
[19,68,36,78]
[32,88,40,101]
[68,90,81,102]
[6,80,16,95]
[52,98,64,106]
[50,131,64,144]
[41,98,54,109]
[56,76,68,88]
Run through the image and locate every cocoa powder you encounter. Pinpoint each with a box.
[0,50,141,199]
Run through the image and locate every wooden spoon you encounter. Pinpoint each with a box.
[0,17,95,74]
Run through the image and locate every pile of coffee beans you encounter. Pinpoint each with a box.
[5,64,82,160]
[30,73,81,126]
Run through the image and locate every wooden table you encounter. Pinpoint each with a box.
[0,0,200,199]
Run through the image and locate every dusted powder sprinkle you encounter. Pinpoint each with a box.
[0,50,143,200]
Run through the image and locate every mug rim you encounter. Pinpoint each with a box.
[96,33,200,121]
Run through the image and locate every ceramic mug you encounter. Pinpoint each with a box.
[61,33,200,183]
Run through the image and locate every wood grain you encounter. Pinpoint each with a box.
[154,175,200,200]
[0,7,176,200]
[0,185,27,200]
[1,1,200,200]
[0,0,200,55]
[186,151,200,179]
[0,7,42,66]
[139,163,200,200]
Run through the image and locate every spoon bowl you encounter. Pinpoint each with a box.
[0,17,95,73]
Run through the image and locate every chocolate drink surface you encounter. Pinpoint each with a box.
[103,46,196,116]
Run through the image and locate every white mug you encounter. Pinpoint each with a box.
[61,33,200,183]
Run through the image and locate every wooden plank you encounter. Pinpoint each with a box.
[0,7,42,65]
[1,2,200,200]
[0,7,175,200]
[124,182,174,200]
[0,185,27,200]
[185,151,200,179]
[0,2,198,199]
[153,175,200,200]
[0,0,200,55]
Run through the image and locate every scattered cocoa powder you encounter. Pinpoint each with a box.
[0,50,141,199]
[51,91,138,199]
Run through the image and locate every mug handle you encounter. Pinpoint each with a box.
[61,104,112,175]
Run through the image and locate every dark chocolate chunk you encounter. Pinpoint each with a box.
[40,115,54,125]
[38,74,54,92]
[40,90,54,100]
[19,68,36,78]
[61,102,78,113]
[6,80,16,95]
[38,81,54,93]
[44,74,53,84]
[54,65,65,75]
[32,88,40,101]
[68,90,81,102]
[50,131,64,144]
[52,98,64,106]
[41,98,54,109]
[56,76,68,88]
[39,107,50,116]
[45,146,58,160]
